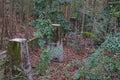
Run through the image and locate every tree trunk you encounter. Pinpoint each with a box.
[19,0,24,23]
[9,0,15,38]
[81,1,85,33]
[25,0,31,39]
[0,0,6,49]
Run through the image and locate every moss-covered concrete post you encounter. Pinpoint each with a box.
[52,24,61,42]
[67,17,80,53]
[50,24,64,62]
[4,38,33,80]
[70,17,77,32]
[28,37,39,52]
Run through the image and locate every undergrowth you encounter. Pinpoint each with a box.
[73,33,120,80]
[36,47,62,75]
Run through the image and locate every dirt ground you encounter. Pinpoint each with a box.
[30,46,89,80]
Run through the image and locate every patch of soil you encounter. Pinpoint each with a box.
[30,46,89,80]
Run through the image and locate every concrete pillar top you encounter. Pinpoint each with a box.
[10,38,27,42]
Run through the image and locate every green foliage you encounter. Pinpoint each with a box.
[73,67,85,80]
[103,0,120,33]
[109,1,120,17]
[32,0,70,76]
[74,0,119,39]
[82,31,97,39]
[73,33,120,80]
[36,47,62,75]
[72,59,80,66]
[0,59,6,68]
[101,33,120,54]
[31,18,54,47]
[36,48,51,75]
[71,0,83,19]
[33,0,72,16]
[33,0,69,38]
[114,11,120,17]
[0,78,4,80]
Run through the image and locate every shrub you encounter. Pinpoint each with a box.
[36,47,62,75]
[73,33,120,80]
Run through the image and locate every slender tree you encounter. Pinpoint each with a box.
[25,0,31,39]
[0,0,6,49]
[19,0,24,23]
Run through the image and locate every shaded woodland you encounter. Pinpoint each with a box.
[0,0,120,80]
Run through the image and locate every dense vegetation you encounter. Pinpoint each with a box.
[0,0,120,80]
[73,33,120,80]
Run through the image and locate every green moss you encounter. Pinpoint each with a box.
[7,41,21,65]
[7,41,21,76]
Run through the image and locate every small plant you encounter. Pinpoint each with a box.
[0,59,6,68]
[36,48,51,75]
[82,32,97,39]
[72,59,81,68]
[36,47,62,75]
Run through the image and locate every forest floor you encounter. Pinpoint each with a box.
[0,26,92,80]
[0,45,90,80]
[30,46,89,80]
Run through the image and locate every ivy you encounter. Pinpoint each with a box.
[73,33,120,80]
[31,18,54,47]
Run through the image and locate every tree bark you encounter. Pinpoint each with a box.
[81,2,85,33]
[25,0,31,39]
[19,0,24,23]
[0,0,6,49]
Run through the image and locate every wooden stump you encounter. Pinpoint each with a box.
[4,38,33,80]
